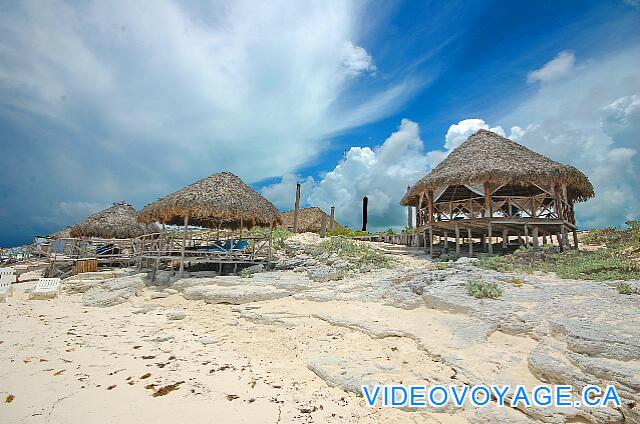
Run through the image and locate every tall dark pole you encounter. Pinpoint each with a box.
[407,185,413,229]
[362,196,368,232]
[293,182,301,233]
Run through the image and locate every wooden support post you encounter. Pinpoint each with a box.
[556,233,564,253]
[542,234,547,245]
[179,215,189,277]
[407,186,413,229]
[487,223,493,255]
[524,225,529,248]
[427,191,434,223]
[483,182,492,218]
[417,193,424,226]
[319,214,327,238]
[428,227,433,257]
[362,196,368,231]
[572,230,579,250]
[502,229,508,250]
[293,182,301,233]
[267,222,274,269]
[561,225,568,249]
[468,228,473,255]
[443,231,449,253]
[423,230,427,252]
[329,206,335,231]
[455,225,460,255]
[532,226,539,247]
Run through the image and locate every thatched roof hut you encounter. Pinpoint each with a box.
[69,202,152,239]
[278,207,344,233]
[46,227,72,239]
[401,129,594,206]
[138,172,280,229]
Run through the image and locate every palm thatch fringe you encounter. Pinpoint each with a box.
[69,202,154,239]
[278,207,344,233]
[401,129,594,205]
[138,172,280,229]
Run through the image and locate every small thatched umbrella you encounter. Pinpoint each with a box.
[138,172,280,275]
[69,202,152,239]
[278,207,344,233]
[401,129,594,205]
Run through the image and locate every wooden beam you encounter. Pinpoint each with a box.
[418,192,424,226]
[427,191,434,223]
[524,225,529,248]
[572,229,579,250]
[267,222,274,269]
[179,214,189,277]
[429,227,433,257]
[329,206,335,231]
[455,225,460,254]
[483,182,492,218]
[532,226,539,247]
[487,222,493,255]
[468,228,473,255]
[502,229,508,250]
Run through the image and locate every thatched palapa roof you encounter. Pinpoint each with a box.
[401,129,594,205]
[46,227,72,239]
[278,207,344,233]
[69,202,152,239]
[138,172,280,229]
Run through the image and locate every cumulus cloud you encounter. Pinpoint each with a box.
[504,47,640,228]
[265,119,428,230]
[0,0,418,245]
[260,174,316,211]
[527,50,576,84]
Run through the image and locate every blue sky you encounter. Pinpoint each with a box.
[1,0,639,247]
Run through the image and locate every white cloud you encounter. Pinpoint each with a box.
[0,0,419,243]
[342,42,377,76]
[265,119,428,230]
[527,50,576,84]
[260,174,316,211]
[503,47,640,228]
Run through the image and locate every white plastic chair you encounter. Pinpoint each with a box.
[0,268,15,302]
[30,278,61,299]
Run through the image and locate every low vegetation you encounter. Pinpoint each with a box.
[467,280,503,299]
[249,227,293,248]
[478,221,640,281]
[315,237,391,269]
[327,227,369,237]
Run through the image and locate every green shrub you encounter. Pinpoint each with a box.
[467,280,503,299]
[435,262,449,270]
[315,237,390,269]
[510,278,524,287]
[617,282,634,295]
[327,227,369,237]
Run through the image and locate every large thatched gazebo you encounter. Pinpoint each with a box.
[138,171,280,275]
[401,129,594,255]
[69,202,152,239]
[278,207,344,233]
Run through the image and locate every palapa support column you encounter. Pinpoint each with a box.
[572,230,579,250]
[427,191,434,223]
[468,228,473,255]
[502,229,508,250]
[556,232,564,253]
[417,192,424,227]
[561,225,568,250]
[267,222,274,270]
[483,182,492,218]
[455,225,460,255]
[406,186,413,229]
[487,222,493,255]
[443,231,449,254]
[329,206,335,231]
[428,227,433,257]
[179,214,189,278]
[524,225,529,248]
[319,214,327,238]
[293,182,301,233]
[532,226,539,247]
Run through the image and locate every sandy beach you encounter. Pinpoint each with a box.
[2,234,638,423]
